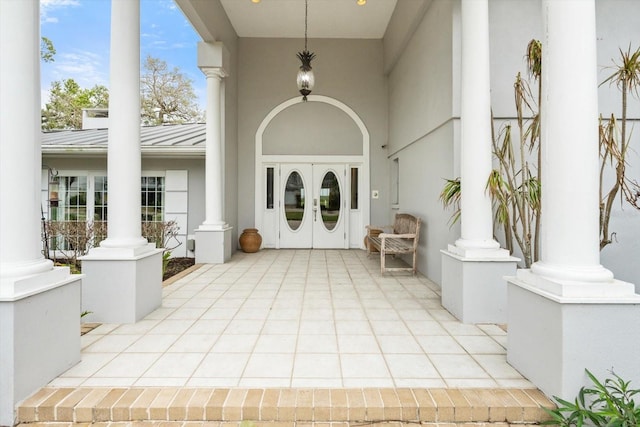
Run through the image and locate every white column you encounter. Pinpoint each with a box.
[199,68,227,229]
[506,0,639,400]
[99,0,147,250]
[529,0,612,284]
[195,42,232,264]
[452,0,504,257]
[440,0,516,324]
[81,0,161,323]
[0,0,53,286]
[1,3,81,424]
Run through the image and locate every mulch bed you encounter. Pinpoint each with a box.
[163,257,196,281]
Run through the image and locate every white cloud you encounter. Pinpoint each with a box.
[40,0,80,24]
[49,49,108,88]
[41,0,80,5]
[41,0,80,7]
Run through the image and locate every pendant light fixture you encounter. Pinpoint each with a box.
[296,0,315,101]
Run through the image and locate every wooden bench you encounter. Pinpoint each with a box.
[366,213,422,275]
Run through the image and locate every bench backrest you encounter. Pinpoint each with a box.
[393,213,422,248]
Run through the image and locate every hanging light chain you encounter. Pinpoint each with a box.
[304,0,308,52]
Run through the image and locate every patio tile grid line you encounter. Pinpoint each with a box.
[17,386,555,424]
[56,249,533,389]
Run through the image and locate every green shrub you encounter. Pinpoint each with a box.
[544,369,639,427]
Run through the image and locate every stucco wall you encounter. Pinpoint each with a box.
[263,102,362,156]
[236,37,389,231]
[385,0,457,284]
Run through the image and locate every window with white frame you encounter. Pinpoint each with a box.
[48,175,88,252]
[46,174,166,254]
[141,176,164,222]
[93,175,108,242]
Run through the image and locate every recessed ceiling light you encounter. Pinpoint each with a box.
[356,0,367,5]
[251,0,261,3]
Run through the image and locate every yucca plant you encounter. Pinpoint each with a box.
[598,45,640,250]
[440,40,542,267]
[526,39,542,261]
[441,41,640,263]
[487,40,542,268]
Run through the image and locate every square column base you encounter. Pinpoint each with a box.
[0,269,81,427]
[80,245,163,324]
[195,226,233,264]
[441,249,518,324]
[507,275,640,400]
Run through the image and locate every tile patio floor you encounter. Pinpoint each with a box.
[52,249,534,390]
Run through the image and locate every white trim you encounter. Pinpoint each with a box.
[261,155,364,163]
[42,147,205,157]
[255,95,370,247]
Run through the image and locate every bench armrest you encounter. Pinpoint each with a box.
[366,225,393,234]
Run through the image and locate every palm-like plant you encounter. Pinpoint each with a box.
[439,178,461,228]
[486,41,542,268]
[599,45,640,250]
[441,41,640,262]
[441,40,543,267]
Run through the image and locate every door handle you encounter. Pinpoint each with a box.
[313,198,318,221]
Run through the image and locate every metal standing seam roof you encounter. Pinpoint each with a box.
[41,123,206,156]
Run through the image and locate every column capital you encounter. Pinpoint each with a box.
[201,67,228,80]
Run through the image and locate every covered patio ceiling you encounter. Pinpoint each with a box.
[219,0,398,39]
[175,0,434,44]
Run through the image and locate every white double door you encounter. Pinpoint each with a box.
[279,163,347,248]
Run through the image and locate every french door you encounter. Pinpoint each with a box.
[279,163,347,248]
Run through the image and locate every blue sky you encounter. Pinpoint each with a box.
[40,0,205,109]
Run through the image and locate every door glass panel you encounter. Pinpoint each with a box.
[284,171,305,231]
[320,171,340,231]
[266,167,274,209]
[350,167,358,210]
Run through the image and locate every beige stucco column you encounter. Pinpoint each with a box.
[507,0,639,400]
[0,1,81,424]
[440,0,517,324]
[81,0,162,324]
[195,42,233,264]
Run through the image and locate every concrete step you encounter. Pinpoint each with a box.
[16,387,555,426]
[16,423,546,427]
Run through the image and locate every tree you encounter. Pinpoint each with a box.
[41,36,56,63]
[41,79,109,130]
[140,55,201,125]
